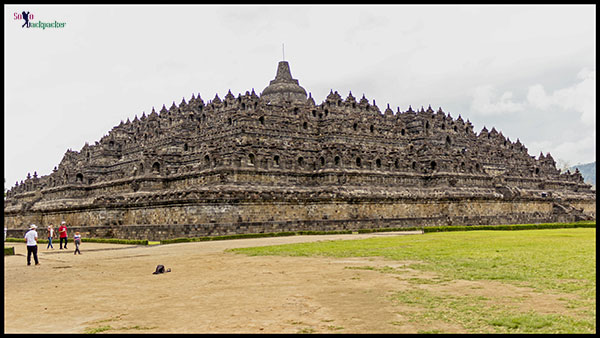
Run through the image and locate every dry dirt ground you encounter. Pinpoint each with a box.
[4,231,577,334]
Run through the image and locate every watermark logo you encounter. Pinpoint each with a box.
[14,11,66,29]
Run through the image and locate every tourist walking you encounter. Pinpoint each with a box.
[74,232,82,255]
[47,224,55,249]
[58,221,68,249]
[24,224,39,265]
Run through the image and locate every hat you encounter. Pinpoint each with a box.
[61,221,66,224]
[30,224,37,229]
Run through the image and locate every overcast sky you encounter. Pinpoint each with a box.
[4,4,596,189]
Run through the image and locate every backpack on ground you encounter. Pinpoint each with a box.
[152,264,171,274]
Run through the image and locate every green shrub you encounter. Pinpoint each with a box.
[160,231,297,244]
[357,226,423,234]
[73,238,148,245]
[80,238,149,245]
[4,246,15,255]
[423,221,595,233]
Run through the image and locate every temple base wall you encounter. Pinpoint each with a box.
[5,198,595,241]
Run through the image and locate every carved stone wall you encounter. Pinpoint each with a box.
[7,198,590,241]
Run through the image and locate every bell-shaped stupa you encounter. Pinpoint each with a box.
[260,61,307,103]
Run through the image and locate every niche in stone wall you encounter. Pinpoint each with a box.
[376,158,382,168]
[76,173,83,183]
[273,155,280,167]
[152,162,160,174]
[298,156,304,167]
[334,156,341,167]
[356,157,362,167]
[249,154,255,166]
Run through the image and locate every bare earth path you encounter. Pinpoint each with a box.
[3,231,577,333]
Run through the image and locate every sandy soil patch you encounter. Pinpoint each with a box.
[3,231,575,333]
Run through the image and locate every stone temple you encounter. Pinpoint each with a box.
[4,61,596,240]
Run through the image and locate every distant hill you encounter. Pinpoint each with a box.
[570,161,596,189]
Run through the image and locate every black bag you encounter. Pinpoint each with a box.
[152,265,171,274]
[153,265,165,274]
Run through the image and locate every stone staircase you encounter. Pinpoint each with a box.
[552,202,593,221]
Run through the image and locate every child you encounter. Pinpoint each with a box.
[74,232,81,255]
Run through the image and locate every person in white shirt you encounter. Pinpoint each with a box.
[24,224,39,266]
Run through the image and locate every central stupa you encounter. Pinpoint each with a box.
[260,61,307,103]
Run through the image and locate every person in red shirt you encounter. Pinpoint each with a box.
[58,221,68,249]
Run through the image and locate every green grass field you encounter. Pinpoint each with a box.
[230,228,596,333]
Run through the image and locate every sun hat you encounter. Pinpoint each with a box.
[61,221,66,224]
[30,224,37,229]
